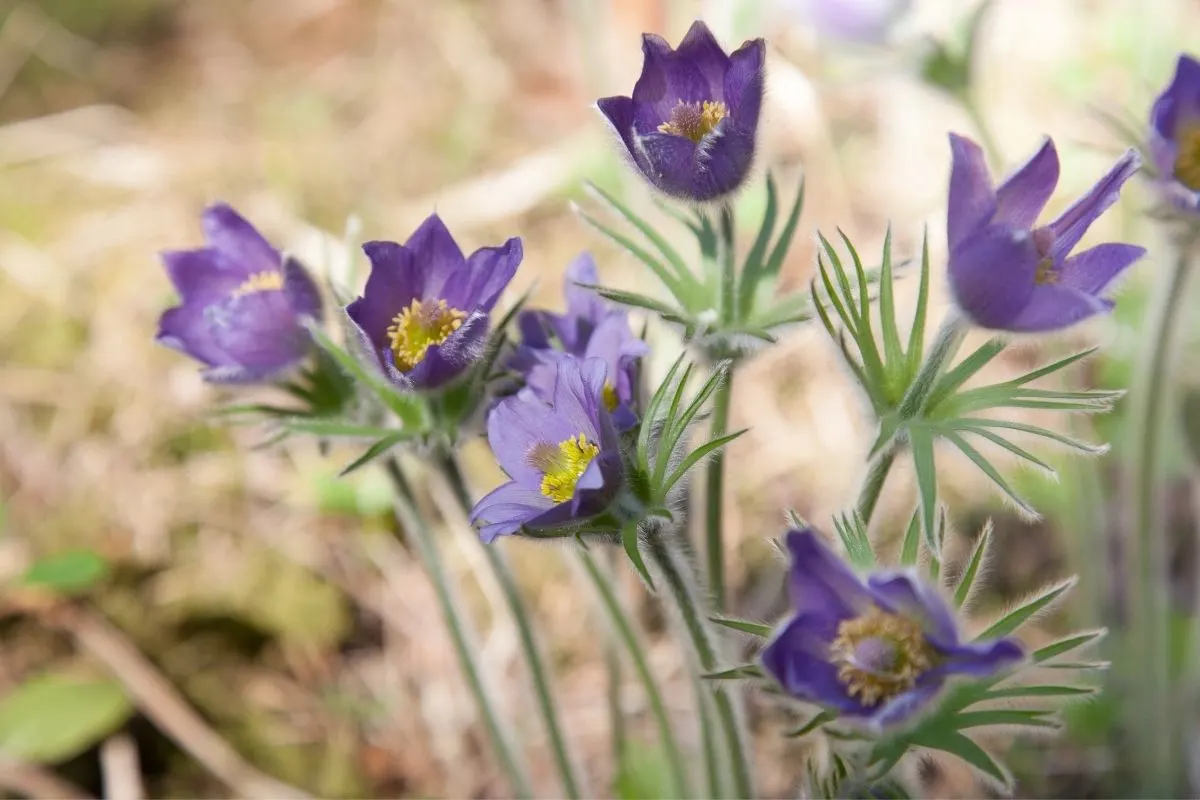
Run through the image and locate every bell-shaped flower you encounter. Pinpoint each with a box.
[1148,53,1200,213]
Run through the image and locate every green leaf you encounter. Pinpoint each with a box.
[622,520,655,591]
[586,285,689,323]
[941,430,1038,518]
[949,418,1108,456]
[982,684,1096,701]
[953,709,1059,730]
[637,353,687,468]
[22,551,110,596]
[953,521,991,608]
[908,425,940,556]
[877,226,904,382]
[661,429,748,496]
[905,231,931,380]
[709,616,773,638]
[784,709,834,738]
[1008,346,1099,387]
[760,174,805,287]
[282,419,400,439]
[1031,629,1105,663]
[737,172,779,318]
[909,728,1010,789]
[926,338,1006,411]
[339,432,414,476]
[900,508,921,566]
[574,205,688,302]
[615,740,678,800]
[307,324,429,430]
[656,362,729,486]
[975,577,1077,641]
[834,513,874,570]
[954,425,1054,473]
[0,673,133,763]
[584,183,697,294]
[702,664,764,680]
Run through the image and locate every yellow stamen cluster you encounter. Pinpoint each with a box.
[529,434,601,503]
[1034,257,1059,285]
[387,299,467,372]
[602,381,619,412]
[1175,123,1200,192]
[658,100,728,143]
[231,270,285,298]
[829,607,933,707]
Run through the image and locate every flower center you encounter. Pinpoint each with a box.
[829,607,933,707]
[529,434,600,503]
[387,299,467,372]
[658,100,728,142]
[1174,122,1200,192]
[1034,257,1059,285]
[231,270,284,298]
[602,381,619,413]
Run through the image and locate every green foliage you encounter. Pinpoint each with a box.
[0,672,133,763]
[21,550,111,596]
[614,741,679,800]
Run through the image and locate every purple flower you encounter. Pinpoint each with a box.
[761,528,1023,729]
[1149,53,1200,213]
[781,0,911,44]
[346,214,521,391]
[947,134,1144,332]
[156,203,322,383]
[510,253,649,431]
[597,21,765,202]
[470,357,623,543]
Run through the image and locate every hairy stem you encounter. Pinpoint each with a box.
[436,454,584,799]
[1126,246,1194,796]
[854,447,898,529]
[648,532,755,798]
[575,545,691,797]
[705,376,733,610]
[382,458,533,798]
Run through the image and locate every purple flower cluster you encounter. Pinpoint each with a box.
[1149,53,1200,213]
[762,528,1023,728]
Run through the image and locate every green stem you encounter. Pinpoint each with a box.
[705,377,732,611]
[1126,246,1194,797]
[648,532,755,798]
[437,454,584,800]
[576,545,690,798]
[692,673,726,798]
[381,458,533,798]
[896,312,967,422]
[854,447,898,529]
[718,203,737,324]
[604,548,626,770]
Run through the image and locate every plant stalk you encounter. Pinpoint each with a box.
[575,545,691,797]
[1126,246,1194,796]
[705,377,733,611]
[436,454,584,799]
[854,447,898,529]
[648,532,755,798]
[381,458,533,798]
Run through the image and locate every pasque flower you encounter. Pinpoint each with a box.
[761,528,1023,729]
[346,214,521,390]
[510,253,648,430]
[1149,53,1200,213]
[156,203,323,383]
[947,133,1144,332]
[597,20,765,202]
[470,357,623,543]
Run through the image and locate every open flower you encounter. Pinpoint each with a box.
[510,253,649,430]
[470,357,623,543]
[761,528,1023,729]
[947,134,1144,332]
[1149,53,1200,213]
[597,20,765,202]
[156,203,322,383]
[346,214,521,391]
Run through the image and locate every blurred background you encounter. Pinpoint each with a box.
[0,0,1196,797]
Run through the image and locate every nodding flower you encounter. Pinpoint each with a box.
[156,203,322,383]
[761,528,1023,729]
[1149,53,1200,214]
[345,214,521,391]
[597,21,765,202]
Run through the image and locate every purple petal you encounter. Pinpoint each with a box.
[597,95,637,158]
[784,528,874,623]
[401,311,489,390]
[632,33,713,122]
[1007,285,1113,332]
[443,237,522,312]
[201,203,280,276]
[550,357,608,445]
[1057,243,1145,295]
[206,291,310,373]
[994,138,1059,230]
[584,315,649,403]
[760,613,869,714]
[866,571,959,647]
[349,241,420,352]
[869,682,941,729]
[1151,54,1200,140]
[516,310,553,350]
[948,223,1039,330]
[405,214,466,296]
[1046,149,1141,262]
[634,128,754,201]
[672,21,731,98]
[938,637,1024,677]
[160,249,244,302]
[563,252,606,324]
[487,386,591,488]
[470,482,553,543]
[282,256,323,320]
[156,303,232,367]
[723,38,766,123]
[947,133,998,250]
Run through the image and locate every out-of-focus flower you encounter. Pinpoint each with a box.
[782,0,911,44]
[510,253,648,430]
[761,528,1023,729]
[470,357,623,543]
[156,203,323,383]
[597,20,765,202]
[1149,53,1200,213]
[346,214,520,391]
[947,133,1144,332]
